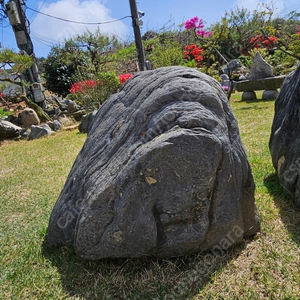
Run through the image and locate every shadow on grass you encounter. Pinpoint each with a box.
[264,173,300,245]
[244,99,275,104]
[42,237,249,299]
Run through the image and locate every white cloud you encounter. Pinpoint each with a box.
[31,0,129,45]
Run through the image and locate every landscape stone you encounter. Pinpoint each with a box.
[21,108,40,128]
[242,91,257,101]
[235,76,285,92]
[262,90,278,100]
[46,121,54,130]
[58,115,71,127]
[269,65,300,208]
[53,120,62,131]
[20,128,30,139]
[222,59,241,75]
[78,110,97,133]
[29,124,53,140]
[0,119,22,140]
[59,99,80,114]
[247,52,274,80]
[47,66,260,259]
[72,109,86,122]
[220,74,230,88]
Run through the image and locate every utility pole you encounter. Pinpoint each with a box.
[129,0,146,71]
[5,0,46,108]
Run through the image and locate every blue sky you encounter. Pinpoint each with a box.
[1,0,300,57]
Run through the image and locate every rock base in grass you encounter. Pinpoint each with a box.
[47,66,260,259]
[270,65,300,208]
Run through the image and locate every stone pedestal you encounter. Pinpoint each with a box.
[242,91,257,101]
[262,90,278,100]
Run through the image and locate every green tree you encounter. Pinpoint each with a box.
[208,5,274,61]
[0,48,33,93]
[0,48,50,121]
[68,71,120,112]
[43,44,88,97]
[44,29,121,96]
[70,28,120,73]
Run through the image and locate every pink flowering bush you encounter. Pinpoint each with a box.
[184,16,213,38]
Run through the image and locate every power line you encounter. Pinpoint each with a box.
[31,33,56,47]
[24,4,132,25]
[31,36,53,47]
[30,0,47,24]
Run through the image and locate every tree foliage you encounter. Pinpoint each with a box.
[43,29,121,96]
[0,49,33,94]
[43,45,88,97]
[43,6,300,101]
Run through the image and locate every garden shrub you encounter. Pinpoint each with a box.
[68,72,120,112]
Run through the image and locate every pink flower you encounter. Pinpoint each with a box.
[185,16,213,38]
[196,30,213,37]
[184,16,204,30]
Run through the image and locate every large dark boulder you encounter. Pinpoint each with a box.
[269,65,300,208]
[47,66,260,259]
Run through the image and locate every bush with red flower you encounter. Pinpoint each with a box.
[70,80,97,94]
[183,16,214,69]
[68,72,121,111]
[118,74,133,85]
[183,44,204,67]
[249,35,277,50]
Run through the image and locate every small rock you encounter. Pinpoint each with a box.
[20,128,30,139]
[46,121,54,130]
[59,116,71,127]
[78,110,97,133]
[29,124,53,140]
[72,110,86,122]
[60,99,80,114]
[21,108,40,128]
[262,90,278,100]
[242,91,257,101]
[0,119,22,140]
[53,120,62,131]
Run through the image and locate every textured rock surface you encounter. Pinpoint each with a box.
[47,66,260,259]
[247,52,274,80]
[29,124,53,140]
[0,119,22,140]
[269,65,300,208]
[78,110,97,133]
[53,120,62,131]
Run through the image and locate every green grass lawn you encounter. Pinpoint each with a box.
[0,94,299,300]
